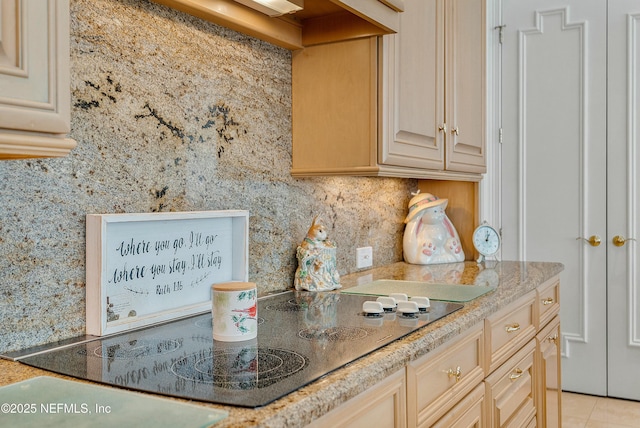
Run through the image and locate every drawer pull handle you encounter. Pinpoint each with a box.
[509,368,523,381]
[547,334,559,344]
[542,297,555,306]
[505,323,520,333]
[447,366,462,383]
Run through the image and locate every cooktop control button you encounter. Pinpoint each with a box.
[362,301,384,317]
[376,296,397,311]
[411,296,431,312]
[397,300,419,317]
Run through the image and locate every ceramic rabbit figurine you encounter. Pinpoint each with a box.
[403,191,465,265]
[294,216,341,291]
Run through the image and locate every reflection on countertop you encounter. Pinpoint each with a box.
[341,260,560,291]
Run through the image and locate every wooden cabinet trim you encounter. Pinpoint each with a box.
[0,131,76,160]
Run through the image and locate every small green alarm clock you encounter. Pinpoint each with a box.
[472,221,501,264]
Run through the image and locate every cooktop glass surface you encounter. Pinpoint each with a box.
[20,291,462,408]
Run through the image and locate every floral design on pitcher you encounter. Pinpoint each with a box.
[231,289,257,334]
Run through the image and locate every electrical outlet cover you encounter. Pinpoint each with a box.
[356,247,373,269]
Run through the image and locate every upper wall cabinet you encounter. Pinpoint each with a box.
[0,0,76,159]
[291,0,486,179]
[381,0,486,175]
[292,37,384,176]
[152,0,404,50]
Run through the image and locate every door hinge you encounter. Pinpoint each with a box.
[495,25,506,44]
[499,127,503,144]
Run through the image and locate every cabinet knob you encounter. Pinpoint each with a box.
[546,334,559,344]
[576,235,601,247]
[438,124,447,133]
[542,297,554,306]
[447,366,462,383]
[451,127,459,136]
[505,323,520,333]
[509,368,524,381]
[613,235,636,247]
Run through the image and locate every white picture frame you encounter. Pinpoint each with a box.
[85,210,249,336]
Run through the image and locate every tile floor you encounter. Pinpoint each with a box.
[562,392,640,427]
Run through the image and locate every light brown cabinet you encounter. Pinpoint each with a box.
[307,368,407,428]
[381,0,486,175]
[292,37,381,176]
[536,316,562,427]
[308,275,561,428]
[291,0,485,180]
[0,0,76,159]
[485,339,537,427]
[535,277,562,427]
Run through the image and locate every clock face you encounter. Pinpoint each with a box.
[473,225,501,256]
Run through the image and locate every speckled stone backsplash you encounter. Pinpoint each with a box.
[0,0,415,353]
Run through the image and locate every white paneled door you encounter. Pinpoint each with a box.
[607,0,640,401]
[501,0,640,399]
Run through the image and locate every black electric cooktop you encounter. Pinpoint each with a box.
[18,291,462,408]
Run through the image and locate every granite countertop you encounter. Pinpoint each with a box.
[0,260,563,428]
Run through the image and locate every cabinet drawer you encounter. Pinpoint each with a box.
[536,277,560,329]
[407,323,484,427]
[485,340,536,428]
[431,383,485,428]
[307,368,406,428]
[485,291,536,372]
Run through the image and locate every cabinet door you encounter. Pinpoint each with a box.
[380,0,445,169]
[292,37,378,175]
[0,0,75,158]
[445,0,486,173]
[536,317,561,428]
[382,0,486,173]
[485,340,537,428]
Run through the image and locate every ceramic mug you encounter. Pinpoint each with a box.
[212,281,258,342]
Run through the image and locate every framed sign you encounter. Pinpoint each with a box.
[85,210,249,336]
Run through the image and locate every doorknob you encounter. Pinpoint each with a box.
[612,235,636,247]
[576,235,601,247]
